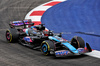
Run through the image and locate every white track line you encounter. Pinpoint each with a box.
[25,0,100,59]
[85,50,100,58]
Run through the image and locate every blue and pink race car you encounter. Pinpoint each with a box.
[6,19,92,57]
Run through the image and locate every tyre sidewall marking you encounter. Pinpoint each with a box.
[7,30,12,42]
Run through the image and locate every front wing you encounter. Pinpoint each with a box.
[55,43,92,57]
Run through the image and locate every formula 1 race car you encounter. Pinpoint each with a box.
[6,19,92,57]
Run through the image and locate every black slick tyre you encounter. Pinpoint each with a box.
[71,36,85,49]
[6,28,19,42]
[41,40,55,56]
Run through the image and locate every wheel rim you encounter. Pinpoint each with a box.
[42,44,48,53]
[6,32,11,40]
[6,31,12,42]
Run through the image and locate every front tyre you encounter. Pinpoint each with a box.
[71,36,85,49]
[41,40,55,56]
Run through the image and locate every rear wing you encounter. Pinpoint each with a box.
[9,19,34,28]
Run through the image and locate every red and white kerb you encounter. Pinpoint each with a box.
[25,0,64,26]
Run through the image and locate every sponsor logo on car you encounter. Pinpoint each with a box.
[55,50,69,56]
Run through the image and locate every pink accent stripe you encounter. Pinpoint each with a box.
[85,47,93,51]
[30,11,45,16]
[43,1,61,6]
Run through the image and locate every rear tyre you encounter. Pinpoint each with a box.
[6,28,19,42]
[71,36,85,49]
[41,40,55,56]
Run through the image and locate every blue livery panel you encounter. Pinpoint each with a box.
[24,37,32,42]
[62,43,78,54]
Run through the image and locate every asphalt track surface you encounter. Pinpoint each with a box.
[0,0,100,66]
